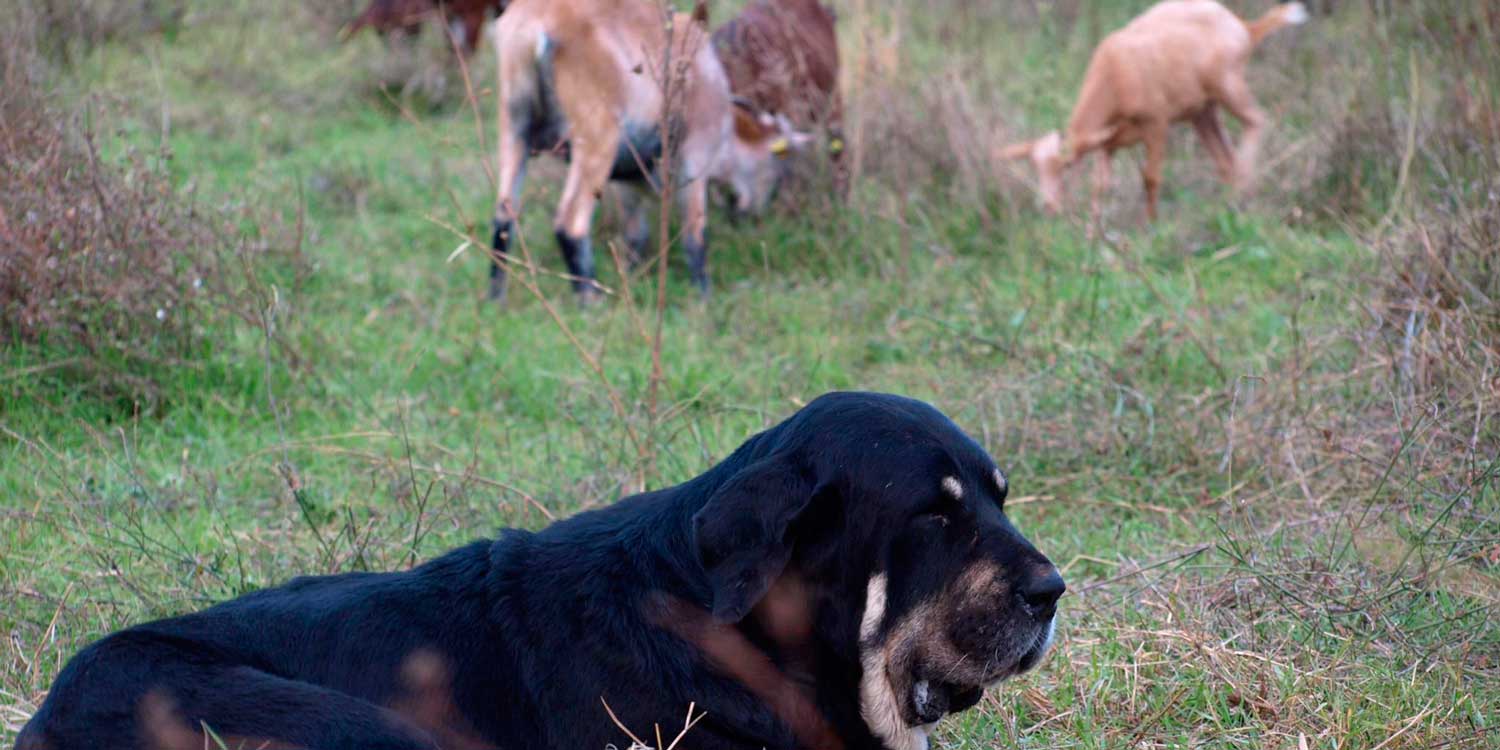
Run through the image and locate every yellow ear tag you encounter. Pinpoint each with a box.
[828,137,844,155]
[769,137,790,155]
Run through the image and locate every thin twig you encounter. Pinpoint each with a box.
[1073,544,1211,595]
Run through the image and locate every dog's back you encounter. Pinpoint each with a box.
[14,719,48,750]
[15,541,503,750]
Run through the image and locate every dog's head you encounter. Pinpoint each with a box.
[691,392,1063,750]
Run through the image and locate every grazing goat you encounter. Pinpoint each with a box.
[488,0,806,303]
[713,0,846,196]
[1002,0,1308,222]
[345,0,501,55]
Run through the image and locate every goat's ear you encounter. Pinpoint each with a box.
[770,130,816,156]
[786,129,817,151]
[692,457,816,623]
[731,105,775,146]
[999,140,1035,161]
[774,114,817,151]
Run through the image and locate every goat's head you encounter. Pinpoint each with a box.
[717,101,816,216]
[1000,131,1065,214]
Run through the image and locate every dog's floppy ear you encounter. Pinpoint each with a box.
[692,456,815,623]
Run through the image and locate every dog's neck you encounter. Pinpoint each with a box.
[514,456,910,750]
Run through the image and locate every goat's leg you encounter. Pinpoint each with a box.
[554,137,619,305]
[1218,76,1267,192]
[679,178,712,298]
[489,128,529,303]
[457,6,485,55]
[1089,149,1114,234]
[620,184,652,269]
[1191,107,1236,185]
[1139,123,1169,223]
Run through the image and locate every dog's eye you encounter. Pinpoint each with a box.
[914,511,951,529]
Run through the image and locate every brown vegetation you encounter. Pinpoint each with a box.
[0,3,305,405]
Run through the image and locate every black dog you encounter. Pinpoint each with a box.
[17,392,1064,750]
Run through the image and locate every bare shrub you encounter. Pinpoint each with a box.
[1276,0,1500,223]
[27,0,186,62]
[359,41,468,110]
[838,0,1030,223]
[299,0,372,38]
[1181,183,1500,680]
[1373,192,1500,410]
[1297,85,1403,218]
[0,16,305,407]
[322,1,487,111]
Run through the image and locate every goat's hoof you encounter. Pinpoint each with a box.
[576,287,603,308]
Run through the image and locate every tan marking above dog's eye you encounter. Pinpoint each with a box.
[940,476,963,500]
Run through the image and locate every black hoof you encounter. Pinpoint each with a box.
[576,285,602,308]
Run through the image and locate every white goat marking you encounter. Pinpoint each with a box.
[992,468,1008,496]
[940,476,963,500]
[1284,2,1310,25]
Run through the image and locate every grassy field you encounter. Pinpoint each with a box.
[2,0,1497,747]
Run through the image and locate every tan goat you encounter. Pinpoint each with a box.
[488,0,804,303]
[1002,0,1308,222]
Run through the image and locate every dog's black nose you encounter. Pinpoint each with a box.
[1019,568,1066,615]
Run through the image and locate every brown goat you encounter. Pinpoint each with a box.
[488,0,805,303]
[1002,0,1308,222]
[344,0,501,55]
[713,0,846,195]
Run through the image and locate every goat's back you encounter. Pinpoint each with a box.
[493,0,733,180]
[1087,0,1251,121]
[712,0,839,127]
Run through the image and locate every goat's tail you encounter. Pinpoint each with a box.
[1246,2,1309,47]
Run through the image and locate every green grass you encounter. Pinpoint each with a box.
[3,0,1497,747]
